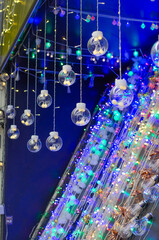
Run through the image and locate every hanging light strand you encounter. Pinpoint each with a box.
[97,0,99,31]
[80,0,82,103]
[9,69,12,105]
[34,27,38,135]
[27,33,30,109]
[43,2,47,89]
[119,0,122,79]
[53,0,57,131]
[66,0,69,64]
[13,65,16,125]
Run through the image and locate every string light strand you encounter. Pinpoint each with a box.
[80,0,82,103]
[53,0,57,131]
[27,33,30,109]
[119,0,122,79]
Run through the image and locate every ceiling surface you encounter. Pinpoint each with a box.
[4,0,159,240]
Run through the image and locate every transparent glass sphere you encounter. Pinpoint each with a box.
[7,125,20,139]
[58,65,76,86]
[21,109,34,126]
[110,79,134,109]
[37,90,52,108]
[6,105,16,119]
[46,131,63,151]
[71,103,91,126]
[143,184,159,203]
[27,135,42,153]
[151,40,159,67]
[87,31,108,57]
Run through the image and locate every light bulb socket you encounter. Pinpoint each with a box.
[7,105,13,109]
[11,125,17,130]
[76,103,86,110]
[24,109,31,114]
[62,65,72,72]
[139,200,148,208]
[31,135,39,140]
[50,131,59,138]
[41,90,48,96]
[115,79,127,90]
[92,31,103,39]
[145,213,153,221]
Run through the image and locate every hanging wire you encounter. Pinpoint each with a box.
[43,2,47,89]
[97,0,99,31]
[53,0,57,131]
[119,0,122,79]
[80,0,82,103]
[13,64,16,125]
[27,33,30,109]
[34,26,38,135]
[9,68,12,105]
[66,0,69,64]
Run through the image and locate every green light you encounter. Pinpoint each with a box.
[81,177,87,183]
[76,49,81,56]
[101,139,107,146]
[129,84,134,89]
[113,110,121,117]
[32,52,35,59]
[99,144,104,150]
[128,70,133,77]
[133,50,139,58]
[106,52,112,59]
[86,18,90,23]
[60,62,64,66]
[87,170,94,176]
[141,23,145,29]
[46,42,51,49]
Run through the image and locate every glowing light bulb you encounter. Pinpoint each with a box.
[131,213,152,236]
[87,31,108,57]
[27,135,42,153]
[58,65,76,86]
[21,109,34,126]
[109,79,134,110]
[37,90,52,108]
[6,105,16,119]
[7,125,20,139]
[151,40,159,67]
[71,103,91,126]
[143,184,159,202]
[46,131,63,152]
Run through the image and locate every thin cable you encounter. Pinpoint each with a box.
[13,68,16,125]
[97,0,99,31]
[34,27,38,135]
[53,0,57,131]
[27,33,30,109]
[9,69,12,105]
[80,0,82,103]
[43,2,47,90]
[66,0,69,64]
[119,0,122,79]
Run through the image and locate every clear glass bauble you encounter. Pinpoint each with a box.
[71,103,91,126]
[7,125,20,139]
[6,105,16,119]
[46,131,63,151]
[130,214,152,236]
[27,135,42,153]
[37,90,52,108]
[143,184,159,203]
[21,109,34,126]
[87,31,108,57]
[58,65,76,86]
[151,40,159,67]
[110,79,134,109]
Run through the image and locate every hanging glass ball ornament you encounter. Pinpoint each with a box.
[46,131,63,151]
[27,135,42,153]
[71,103,91,126]
[7,125,20,139]
[37,90,52,108]
[87,31,108,57]
[21,109,34,126]
[109,79,134,110]
[58,65,76,86]
[5,105,16,119]
[151,40,159,67]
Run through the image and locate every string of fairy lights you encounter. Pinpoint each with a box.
[1,0,159,239]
